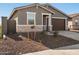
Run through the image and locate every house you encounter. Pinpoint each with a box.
[68,17,72,30]
[69,13,79,30]
[2,3,70,34]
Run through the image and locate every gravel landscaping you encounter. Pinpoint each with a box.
[0,32,79,55]
[0,34,48,55]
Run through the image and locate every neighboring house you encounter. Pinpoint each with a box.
[3,3,70,33]
[69,13,79,30]
[68,18,72,30]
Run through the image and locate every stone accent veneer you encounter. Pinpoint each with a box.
[16,25,44,32]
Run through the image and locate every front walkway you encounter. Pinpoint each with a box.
[59,31,79,41]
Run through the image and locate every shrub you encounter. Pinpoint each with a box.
[40,31,46,35]
[31,26,35,29]
[53,31,59,37]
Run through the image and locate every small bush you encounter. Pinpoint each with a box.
[31,26,35,29]
[53,31,59,37]
[40,31,46,35]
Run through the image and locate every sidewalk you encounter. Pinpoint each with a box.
[55,44,79,49]
[26,49,79,55]
[26,44,79,55]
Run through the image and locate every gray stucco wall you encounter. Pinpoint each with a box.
[18,12,27,25]
[17,6,52,25]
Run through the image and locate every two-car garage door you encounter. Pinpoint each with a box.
[52,18,65,31]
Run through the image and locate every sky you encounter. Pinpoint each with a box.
[0,3,79,25]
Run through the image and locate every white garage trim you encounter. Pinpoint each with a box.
[52,17,67,19]
[65,19,68,30]
[52,17,68,30]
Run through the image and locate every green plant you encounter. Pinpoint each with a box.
[0,33,3,39]
[0,26,3,39]
[31,26,35,29]
[40,31,46,35]
[53,31,59,37]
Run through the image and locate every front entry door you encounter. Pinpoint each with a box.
[43,15,49,31]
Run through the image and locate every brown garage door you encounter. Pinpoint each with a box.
[52,18,65,31]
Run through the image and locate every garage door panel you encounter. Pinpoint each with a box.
[52,18,65,30]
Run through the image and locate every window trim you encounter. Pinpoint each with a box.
[14,16,18,26]
[75,19,78,25]
[42,13,51,26]
[27,12,36,25]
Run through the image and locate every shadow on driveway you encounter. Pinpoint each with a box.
[34,32,79,49]
[6,32,79,49]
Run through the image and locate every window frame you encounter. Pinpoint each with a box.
[27,12,36,25]
[14,16,18,26]
[75,19,78,25]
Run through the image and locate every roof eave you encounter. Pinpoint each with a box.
[49,4,70,18]
[8,3,71,20]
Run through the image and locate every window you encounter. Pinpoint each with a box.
[75,19,78,25]
[27,12,36,25]
[14,16,18,25]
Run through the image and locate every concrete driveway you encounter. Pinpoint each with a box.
[59,31,79,41]
[56,44,79,49]
[25,31,79,55]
